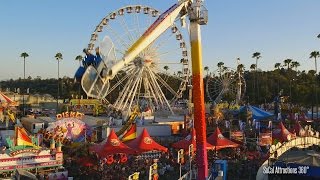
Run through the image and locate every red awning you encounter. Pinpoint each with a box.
[273,122,296,142]
[90,129,136,157]
[126,128,168,153]
[207,127,240,150]
[172,128,214,150]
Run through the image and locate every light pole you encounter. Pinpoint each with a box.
[177,149,184,178]
[188,144,193,179]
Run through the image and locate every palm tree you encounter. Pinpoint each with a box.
[310,51,320,120]
[204,66,209,77]
[290,61,300,71]
[250,64,256,71]
[217,62,224,75]
[252,52,261,71]
[274,63,281,70]
[75,55,83,66]
[310,51,320,73]
[163,66,169,73]
[20,52,29,116]
[237,64,245,73]
[55,52,63,112]
[283,59,292,70]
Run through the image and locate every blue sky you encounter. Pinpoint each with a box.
[0,0,319,80]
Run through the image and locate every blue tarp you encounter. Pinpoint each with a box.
[239,105,274,121]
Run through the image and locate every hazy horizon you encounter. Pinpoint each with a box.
[1,0,320,80]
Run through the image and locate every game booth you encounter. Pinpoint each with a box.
[0,126,64,178]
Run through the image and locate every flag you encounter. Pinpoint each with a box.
[121,123,137,142]
[16,127,37,147]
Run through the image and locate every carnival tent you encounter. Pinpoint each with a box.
[207,127,240,150]
[289,121,306,136]
[0,92,18,107]
[90,129,136,157]
[172,128,214,150]
[239,105,273,121]
[126,128,168,153]
[272,122,296,142]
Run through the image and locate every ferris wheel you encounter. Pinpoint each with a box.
[206,67,246,104]
[84,5,189,114]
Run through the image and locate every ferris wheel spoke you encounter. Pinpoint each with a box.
[107,72,132,96]
[155,74,179,97]
[156,48,182,58]
[124,68,144,111]
[147,68,173,112]
[152,31,175,51]
[114,69,139,108]
[105,25,131,49]
[119,15,136,44]
[134,12,142,38]
[146,68,167,108]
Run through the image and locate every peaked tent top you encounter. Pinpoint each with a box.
[126,128,167,153]
[207,127,239,150]
[91,129,136,157]
[273,122,296,142]
[172,128,214,150]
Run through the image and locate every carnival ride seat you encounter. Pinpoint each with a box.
[81,36,116,100]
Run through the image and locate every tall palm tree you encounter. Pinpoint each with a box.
[252,52,261,104]
[75,55,83,66]
[252,52,261,71]
[310,51,320,73]
[204,66,209,77]
[283,59,292,70]
[310,51,320,120]
[274,63,281,70]
[55,52,63,112]
[75,55,83,98]
[20,52,29,116]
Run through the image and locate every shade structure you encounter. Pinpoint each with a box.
[172,128,214,150]
[272,122,296,143]
[207,127,240,150]
[126,128,168,153]
[239,105,274,121]
[90,129,136,157]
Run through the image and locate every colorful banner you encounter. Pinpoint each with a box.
[0,161,63,171]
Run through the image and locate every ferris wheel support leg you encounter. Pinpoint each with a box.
[189,7,208,180]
